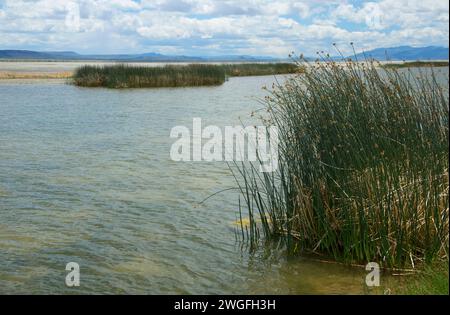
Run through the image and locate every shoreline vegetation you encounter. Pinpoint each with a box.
[233,57,449,279]
[383,61,449,68]
[71,63,300,88]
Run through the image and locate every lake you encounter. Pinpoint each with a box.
[3,67,447,294]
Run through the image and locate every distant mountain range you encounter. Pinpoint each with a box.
[352,46,449,61]
[0,46,448,61]
[0,50,277,62]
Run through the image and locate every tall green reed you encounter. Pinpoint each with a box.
[233,57,449,268]
[73,64,226,88]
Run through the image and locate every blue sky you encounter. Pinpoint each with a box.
[0,0,448,57]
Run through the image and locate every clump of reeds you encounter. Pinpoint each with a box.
[72,64,226,88]
[72,63,301,88]
[233,56,449,269]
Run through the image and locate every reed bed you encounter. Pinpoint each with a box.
[233,57,449,269]
[72,63,299,88]
[72,64,226,88]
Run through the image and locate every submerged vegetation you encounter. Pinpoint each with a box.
[72,63,300,88]
[233,57,449,270]
[399,262,449,294]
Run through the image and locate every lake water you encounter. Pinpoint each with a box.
[3,68,447,294]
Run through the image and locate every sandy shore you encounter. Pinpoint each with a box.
[0,71,72,79]
[0,60,189,73]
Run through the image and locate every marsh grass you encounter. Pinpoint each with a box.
[383,61,449,69]
[232,57,449,269]
[72,63,300,88]
[73,64,226,88]
[221,63,299,77]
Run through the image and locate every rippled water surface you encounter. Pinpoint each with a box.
[3,68,446,294]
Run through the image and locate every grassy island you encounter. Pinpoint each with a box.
[72,64,226,88]
[72,63,300,88]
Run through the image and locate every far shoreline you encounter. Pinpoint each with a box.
[0,59,448,81]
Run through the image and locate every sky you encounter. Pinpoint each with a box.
[0,0,448,57]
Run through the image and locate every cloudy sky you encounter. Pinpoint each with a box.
[0,0,448,57]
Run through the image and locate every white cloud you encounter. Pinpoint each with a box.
[108,0,141,10]
[0,0,447,56]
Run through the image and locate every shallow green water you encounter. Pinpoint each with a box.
[2,69,446,294]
